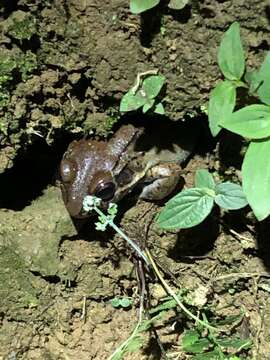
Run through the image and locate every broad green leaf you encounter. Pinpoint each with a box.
[245,54,270,105]
[142,99,155,113]
[208,80,236,136]
[245,70,261,94]
[195,169,215,190]
[242,139,270,220]
[130,0,159,14]
[142,75,165,99]
[256,52,270,105]
[120,89,146,112]
[220,104,270,139]
[157,188,215,229]
[154,102,165,114]
[215,182,248,210]
[218,22,245,81]
[168,0,189,10]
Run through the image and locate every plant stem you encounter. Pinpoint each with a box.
[145,249,218,333]
[94,206,150,266]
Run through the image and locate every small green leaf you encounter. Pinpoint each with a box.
[120,89,146,112]
[142,75,165,99]
[154,102,165,114]
[193,349,221,360]
[181,331,213,355]
[124,335,144,352]
[119,298,132,308]
[130,0,160,14]
[208,80,236,136]
[110,298,121,308]
[256,52,270,105]
[242,139,270,220]
[195,169,216,190]
[216,337,252,350]
[157,188,215,229]
[182,330,200,348]
[168,0,189,10]
[215,182,248,210]
[220,104,270,139]
[143,99,155,113]
[218,22,245,81]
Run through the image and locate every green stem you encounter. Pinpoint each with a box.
[145,249,218,333]
[94,206,150,266]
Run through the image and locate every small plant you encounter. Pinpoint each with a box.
[130,0,189,14]
[208,22,270,221]
[110,297,133,309]
[83,195,149,265]
[157,169,247,230]
[120,71,165,114]
[180,320,252,359]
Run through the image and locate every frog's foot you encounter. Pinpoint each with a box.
[139,163,182,201]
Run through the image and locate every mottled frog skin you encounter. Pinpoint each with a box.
[60,123,195,218]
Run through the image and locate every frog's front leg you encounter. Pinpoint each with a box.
[139,163,183,201]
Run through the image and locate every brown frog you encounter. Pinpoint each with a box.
[60,123,195,218]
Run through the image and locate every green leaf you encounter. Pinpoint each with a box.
[130,0,160,14]
[193,349,221,360]
[182,330,200,348]
[142,99,155,113]
[245,70,262,94]
[256,52,270,105]
[245,53,270,105]
[220,104,270,139]
[218,22,245,81]
[154,102,165,114]
[215,182,248,210]
[157,188,215,229]
[120,89,146,112]
[216,337,252,350]
[242,139,270,220]
[142,75,165,99]
[168,0,189,10]
[208,80,236,136]
[119,297,132,308]
[110,298,121,308]
[195,169,216,190]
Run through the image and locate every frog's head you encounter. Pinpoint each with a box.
[60,125,142,218]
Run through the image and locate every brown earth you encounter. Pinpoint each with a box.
[1,0,270,359]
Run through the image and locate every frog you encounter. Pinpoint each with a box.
[60,123,195,218]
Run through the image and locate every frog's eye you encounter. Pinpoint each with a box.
[115,168,133,187]
[60,161,75,183]
[94,181,116,201]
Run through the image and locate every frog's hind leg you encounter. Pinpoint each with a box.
[139,163,182,201]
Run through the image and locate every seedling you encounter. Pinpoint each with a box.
[110,297,133,308]
[120,71,165,115]
[130,0,189,14]
[208,22,270,221]
[83,195,149,265]
[180,316,252,359]
[157,169,247,230]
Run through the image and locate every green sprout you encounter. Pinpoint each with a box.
[208,21,270,221]
[120,70,165,115]
[157,169,247,230]
[83,195,149,265]
[129,0,189,14]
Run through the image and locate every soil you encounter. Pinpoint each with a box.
[1,0,270,359]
